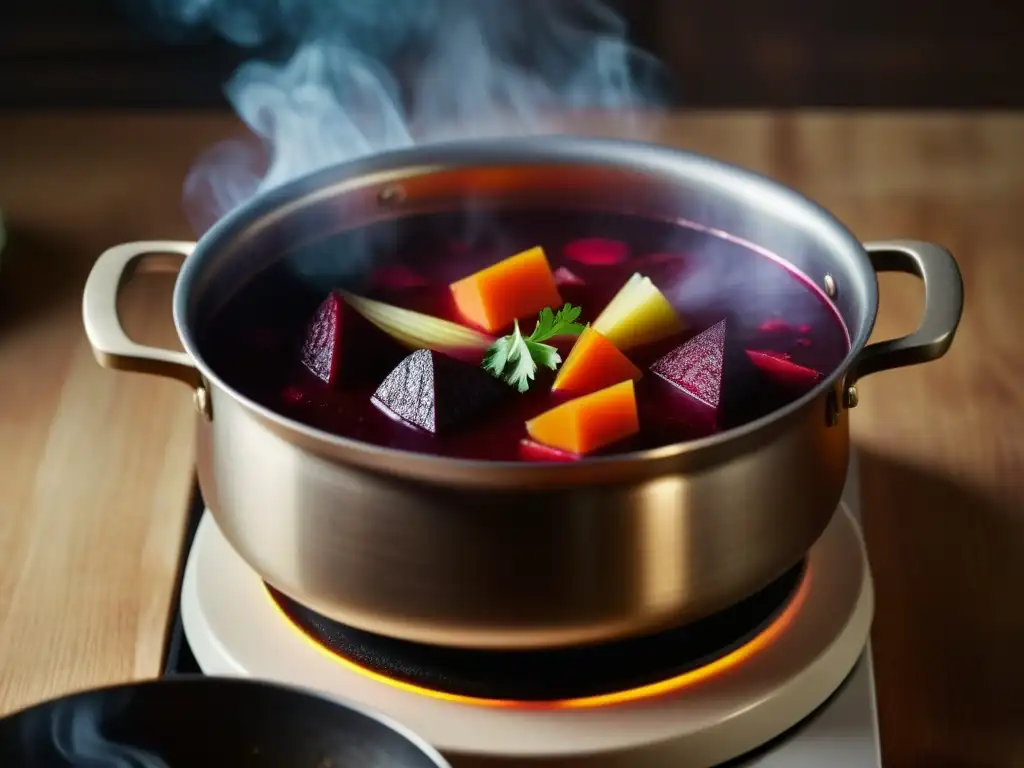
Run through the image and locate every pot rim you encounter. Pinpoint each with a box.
[173,135,873,477]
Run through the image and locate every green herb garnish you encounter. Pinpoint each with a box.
[482,304,585,393]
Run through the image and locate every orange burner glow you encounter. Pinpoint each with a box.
[265,568,811,711]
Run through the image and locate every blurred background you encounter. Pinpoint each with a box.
[3,0,1020,108]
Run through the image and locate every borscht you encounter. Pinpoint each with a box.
[201,209,848,461]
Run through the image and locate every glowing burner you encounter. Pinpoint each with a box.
[265,563,807,706]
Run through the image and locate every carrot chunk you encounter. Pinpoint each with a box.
[449,246,563,333]
[526,380,640,456]
[552,326,642,395]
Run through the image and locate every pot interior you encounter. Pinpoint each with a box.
[178,138,872,460]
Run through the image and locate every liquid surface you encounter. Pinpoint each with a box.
[201,210,849,460]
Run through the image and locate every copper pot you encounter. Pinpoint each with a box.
[82,137,962,649]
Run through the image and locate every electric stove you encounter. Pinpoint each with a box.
[166,455,881,767]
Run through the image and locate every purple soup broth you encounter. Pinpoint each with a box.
[199,209,849,461]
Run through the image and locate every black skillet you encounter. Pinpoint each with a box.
[0,676,449,767]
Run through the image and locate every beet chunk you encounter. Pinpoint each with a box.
[746,350,824,389]
[636,379,718,442]
[564,238,629,266]
[518,438,580,462]
[372,349,509,434]
[651,319,728,410]
[301,291,345,385]
[299,291,405,387]
[650,319,775,428]
[553,266,586,287]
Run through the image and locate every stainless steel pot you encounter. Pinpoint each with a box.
[83,137,962,650]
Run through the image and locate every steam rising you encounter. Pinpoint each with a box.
[129,0,669,231]
[54,705,168,767]
[13,694,170,767]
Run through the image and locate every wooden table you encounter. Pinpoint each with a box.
[0,112,1020,767]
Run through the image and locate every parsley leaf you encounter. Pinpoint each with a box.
[481,304,586,392]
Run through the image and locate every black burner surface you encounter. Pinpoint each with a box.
[267,562,805,702]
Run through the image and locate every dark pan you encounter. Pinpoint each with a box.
[0,676,449,767]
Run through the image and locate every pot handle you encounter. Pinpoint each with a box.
[82,241,201,388]
[845,240,963,401]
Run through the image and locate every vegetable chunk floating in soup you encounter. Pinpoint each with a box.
[202,210,849,461]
